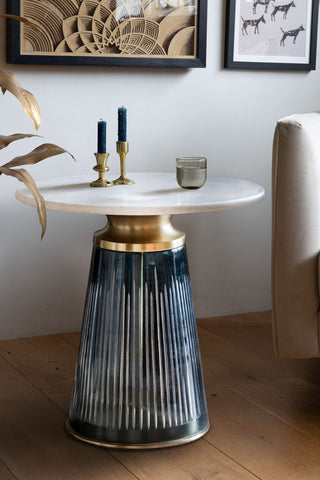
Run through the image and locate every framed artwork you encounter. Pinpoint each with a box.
[6,0,208,68]
[225,0,318,70]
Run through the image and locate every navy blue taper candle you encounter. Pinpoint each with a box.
[118,107,127,142]
[97,120,107,153]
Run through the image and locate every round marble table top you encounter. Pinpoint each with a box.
[16,173,265,216]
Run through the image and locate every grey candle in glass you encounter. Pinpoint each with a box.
[176,157,207,189]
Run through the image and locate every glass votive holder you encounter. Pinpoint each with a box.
[176,157,207,189]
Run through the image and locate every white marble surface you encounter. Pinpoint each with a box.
[16,173,265,215]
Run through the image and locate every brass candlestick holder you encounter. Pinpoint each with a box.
[113,141,135,185]
[90,153,114,187]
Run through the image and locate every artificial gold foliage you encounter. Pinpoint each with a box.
[0,13,38,30]
[0,133,40,150]
[0,70,19,96]
[0,166,46,239]
[0,71,41,131]
[0,14,75,238]
[20,88,41,131]
[3,143,77,169]
[0,144,76,237]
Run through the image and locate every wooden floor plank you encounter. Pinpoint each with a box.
[0,461,17,480]
[0,334,77,412]
[198,312,320,384]
[199,312,274,362]
[0,356,137,480]
[0,337,260,480]
[197,326,320,441]
[1,334,263,479]
[113,440,259,480]
[3,326,320,479]
[204,378,320,479]
[59,332,80,350]
[3,314,320,479]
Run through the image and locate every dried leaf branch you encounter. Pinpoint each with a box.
[0,71,41,131]
[0,15,40,130]
[0,14,76,238]
[0,166,46,239]
[0,145,76,237]
[0,13,38,29]
[0,133,40,150]
[3,143,76,168]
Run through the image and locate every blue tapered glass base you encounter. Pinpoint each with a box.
[67,245,209,448]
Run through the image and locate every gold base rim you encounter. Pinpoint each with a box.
[113,176,135,185]
[94,237,185,252]
[65,418,210,450]
[90,180,114,187]
[94,214,185,252]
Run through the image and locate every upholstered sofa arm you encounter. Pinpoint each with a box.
[272,113,320,358]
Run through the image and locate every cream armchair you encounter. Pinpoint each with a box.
[272,112,320,359]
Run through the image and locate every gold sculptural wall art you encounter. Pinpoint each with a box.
[7,0,208,67]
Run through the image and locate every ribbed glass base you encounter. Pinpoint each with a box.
[67,245,209,448]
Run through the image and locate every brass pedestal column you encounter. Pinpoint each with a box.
[66,215,209,449]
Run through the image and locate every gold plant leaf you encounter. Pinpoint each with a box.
[2,143,77,169]
[0,70,19,95]
[0,166,46,238]
[0,71,41,131]
[0,133,40,150]
[0,14,38,29]
[20,89,41,131]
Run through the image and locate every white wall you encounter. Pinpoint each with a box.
[0,0,319,339]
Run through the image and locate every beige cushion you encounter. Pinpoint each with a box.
[272,112,320,358]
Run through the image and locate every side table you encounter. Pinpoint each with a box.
[16,173,265,449]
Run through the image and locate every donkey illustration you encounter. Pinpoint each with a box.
[271,1,295,21]
[241,15,266,35]
[280,25,305,45]
[253,0,273,14]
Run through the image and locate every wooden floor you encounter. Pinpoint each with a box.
[1,311,320,479]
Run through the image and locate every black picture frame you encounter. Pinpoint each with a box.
[225,0,318,70]
[7,0,207,68]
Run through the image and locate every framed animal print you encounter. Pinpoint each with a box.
[224,0,318,70]
[6,0,208,68]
